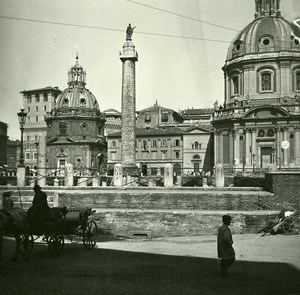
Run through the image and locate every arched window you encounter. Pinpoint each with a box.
[194,141,199,149]
[232,76,239,95]
[258,129,265,137]
[295,71,300,91]
[261,72,272,91]
[258,68,275,93]
[267,129,274,137]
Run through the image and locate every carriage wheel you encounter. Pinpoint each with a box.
[19,233,34,256]
[282,218,295,234]
[83,220,98,249]
[48,232,64,257]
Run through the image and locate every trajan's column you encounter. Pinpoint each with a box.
[120,24,138,172]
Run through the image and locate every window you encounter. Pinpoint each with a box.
[35,116,38,122]
[267,129,274,137]
[232,76,239,95]
[112,141,116,147]
[27,107,30,112]
[162,111,168,122]
[175,151,180,159]
[258,129,265,137]
[43,93,48,102]
[143,140,147,151]
[33,152,37,160]
[27,96,32,103]
[58,122,68,135]
[44,106,47,111]
[152,140,157,147]
[261,72,271,91]
[35,106,38,112]
[25,152,31,160]
[145,112,151,122]
[63,98,69,106]
[80,98,86,107]
[258,69,274,93]
[195,142,199,149]
[35,94,40,102]
[26,136,31,141]
[161,151,166,159]
[34,135,38,141]
[175,139,180,146]
[161,140,167,147]
[295,71,300,91]
[111,152,116,161]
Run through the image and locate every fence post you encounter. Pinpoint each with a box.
[114,163,123,187]
[65,163,74,187]
[164,163,173,188]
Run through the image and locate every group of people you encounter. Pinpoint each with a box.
[1,184,50,229]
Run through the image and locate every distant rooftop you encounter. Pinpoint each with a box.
[20,86,61,94]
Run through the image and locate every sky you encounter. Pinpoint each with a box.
[0,0,299,140]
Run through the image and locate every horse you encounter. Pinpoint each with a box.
[0,208,29,262]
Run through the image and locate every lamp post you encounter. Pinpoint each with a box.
[17,109,27,167]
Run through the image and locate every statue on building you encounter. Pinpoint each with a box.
[126,23,136,41]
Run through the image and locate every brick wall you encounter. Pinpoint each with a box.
[0,187,281,237]
[264,172,300,209]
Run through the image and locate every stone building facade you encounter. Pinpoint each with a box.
[45,56,106,174]
[212,0,300,169]
[20,86,61,172]
[108,126,184,176]
[103,108,122,138]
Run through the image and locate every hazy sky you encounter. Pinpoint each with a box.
[0,0,299,140]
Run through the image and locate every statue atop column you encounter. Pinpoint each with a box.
[126,23,136,41]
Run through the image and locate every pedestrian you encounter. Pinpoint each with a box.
[217,215,235,278]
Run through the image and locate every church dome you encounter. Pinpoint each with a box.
[55,55,100,111]
[226,1,300,61]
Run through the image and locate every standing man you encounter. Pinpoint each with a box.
[217,215,235,278]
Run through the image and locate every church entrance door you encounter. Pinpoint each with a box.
[261,147,272,168]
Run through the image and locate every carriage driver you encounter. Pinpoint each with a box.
[27,184,50,227]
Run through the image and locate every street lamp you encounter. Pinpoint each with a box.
[17,109,27,167]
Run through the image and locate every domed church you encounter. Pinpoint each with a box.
[45,55,106,173]
[212,0,300,170]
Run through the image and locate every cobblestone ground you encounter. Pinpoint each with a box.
[0,234,300,295]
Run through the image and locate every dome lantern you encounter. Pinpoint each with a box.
[67,54,86,87]
[254,0,281,19]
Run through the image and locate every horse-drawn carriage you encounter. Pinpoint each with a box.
[1,204,99,260]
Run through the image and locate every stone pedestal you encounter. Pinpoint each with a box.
[17,166,26,187]
[215,163,225,187]
[92,177,100,187]
[54,178,59,187]
[164,163,173,188]
[65,163,74,187]
[78,177,88,187]
[114,163,123,187]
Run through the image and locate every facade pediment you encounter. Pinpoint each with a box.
[243,106,290,119]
